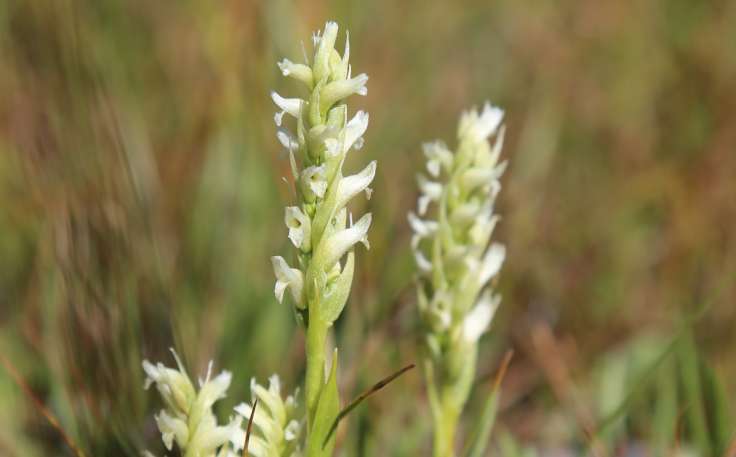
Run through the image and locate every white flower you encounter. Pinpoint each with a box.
[450,200,483,226]
[343,110,369,153]
[233,375,303,457]
[477,242,505,285]
[143,350,195,416]
[461,291,500,342]
[196,369,232,411]
[460,102,504,143]
[285,206,311,251]
[301,165,328,200]
[414,250,433,273]
[407,212,438,249]
[313,213,371,271]
[422,141,453,177]
[155,410,189,450]
[321,74,369,108]
[276,128,298,152]
[271,92,303,126]
[416,174,443,215]
[486,125,506,167]
[142,351,240,457]
[188,415,243,456]
[468,212,499,247]
[277,59,313,87]
[335,160,376,210]
[271,256,305,307]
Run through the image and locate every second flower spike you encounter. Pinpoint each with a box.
[411,102,508,457]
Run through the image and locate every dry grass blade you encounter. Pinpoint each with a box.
[494,350,514,391]
[323,363,415,448]
[242,398,258,457]
[0,353,87,457]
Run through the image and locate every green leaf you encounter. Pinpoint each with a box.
[700,360,733,456]
[652,359,677,455]
[321,252,354,324]
[462,351,512,457]
[306,349,340,457]
[596,334,680,434]
[678,331,711,456]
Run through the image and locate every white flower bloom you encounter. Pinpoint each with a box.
[422,141,453,177]
[314,213,372,271]
[489,125,506,164]
[478,242,505,285]
[196,369,232,411]
[276,128,298,152]
[155,410,189,450]
[301,165,328,200]
[142,351,239,457]
[460,102,504,143]
[321,74,369,108]
[344,110,369,152]
[285,206,311,251]
[233,375,303,457]
[414,250,433,273]
[271,92,303,127]
[277,59,313,87]
[271,256,304,307]
[450,200,482,226]
[416,174,443,215]
[461,291,500,342]
[143,350,195,416]
[335,160,376,210]
[407,212,439,249]
[427,306,452,333]
[468,212,499,247]
[323,138,342,158]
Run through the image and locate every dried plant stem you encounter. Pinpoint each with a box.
[0,353,87,457]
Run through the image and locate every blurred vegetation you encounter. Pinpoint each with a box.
[1,0,735,455]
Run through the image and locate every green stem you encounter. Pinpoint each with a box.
[305,307,329,427]
[432,390,461,457]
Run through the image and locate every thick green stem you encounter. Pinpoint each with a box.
[305,307,329,427]
[427,342,477,457]
[432,388,461,457]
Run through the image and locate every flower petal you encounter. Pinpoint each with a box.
[313,213,372,271]
[271,256,304,307]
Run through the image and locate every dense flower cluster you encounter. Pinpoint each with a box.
[410,102,507,456]
[269,21,375,427]
[270,21,375,327]
[233,375,303,457]
[142,350,242,457]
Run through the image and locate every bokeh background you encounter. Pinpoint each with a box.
[1,0,735,455]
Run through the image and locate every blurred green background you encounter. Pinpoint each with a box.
[1,0,735,455]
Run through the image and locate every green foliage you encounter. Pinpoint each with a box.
[305,350,339,457]
[461,381,501,457]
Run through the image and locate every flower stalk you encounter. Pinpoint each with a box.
[410,103,507,457]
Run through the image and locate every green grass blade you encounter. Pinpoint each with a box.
[462,350,513,457]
